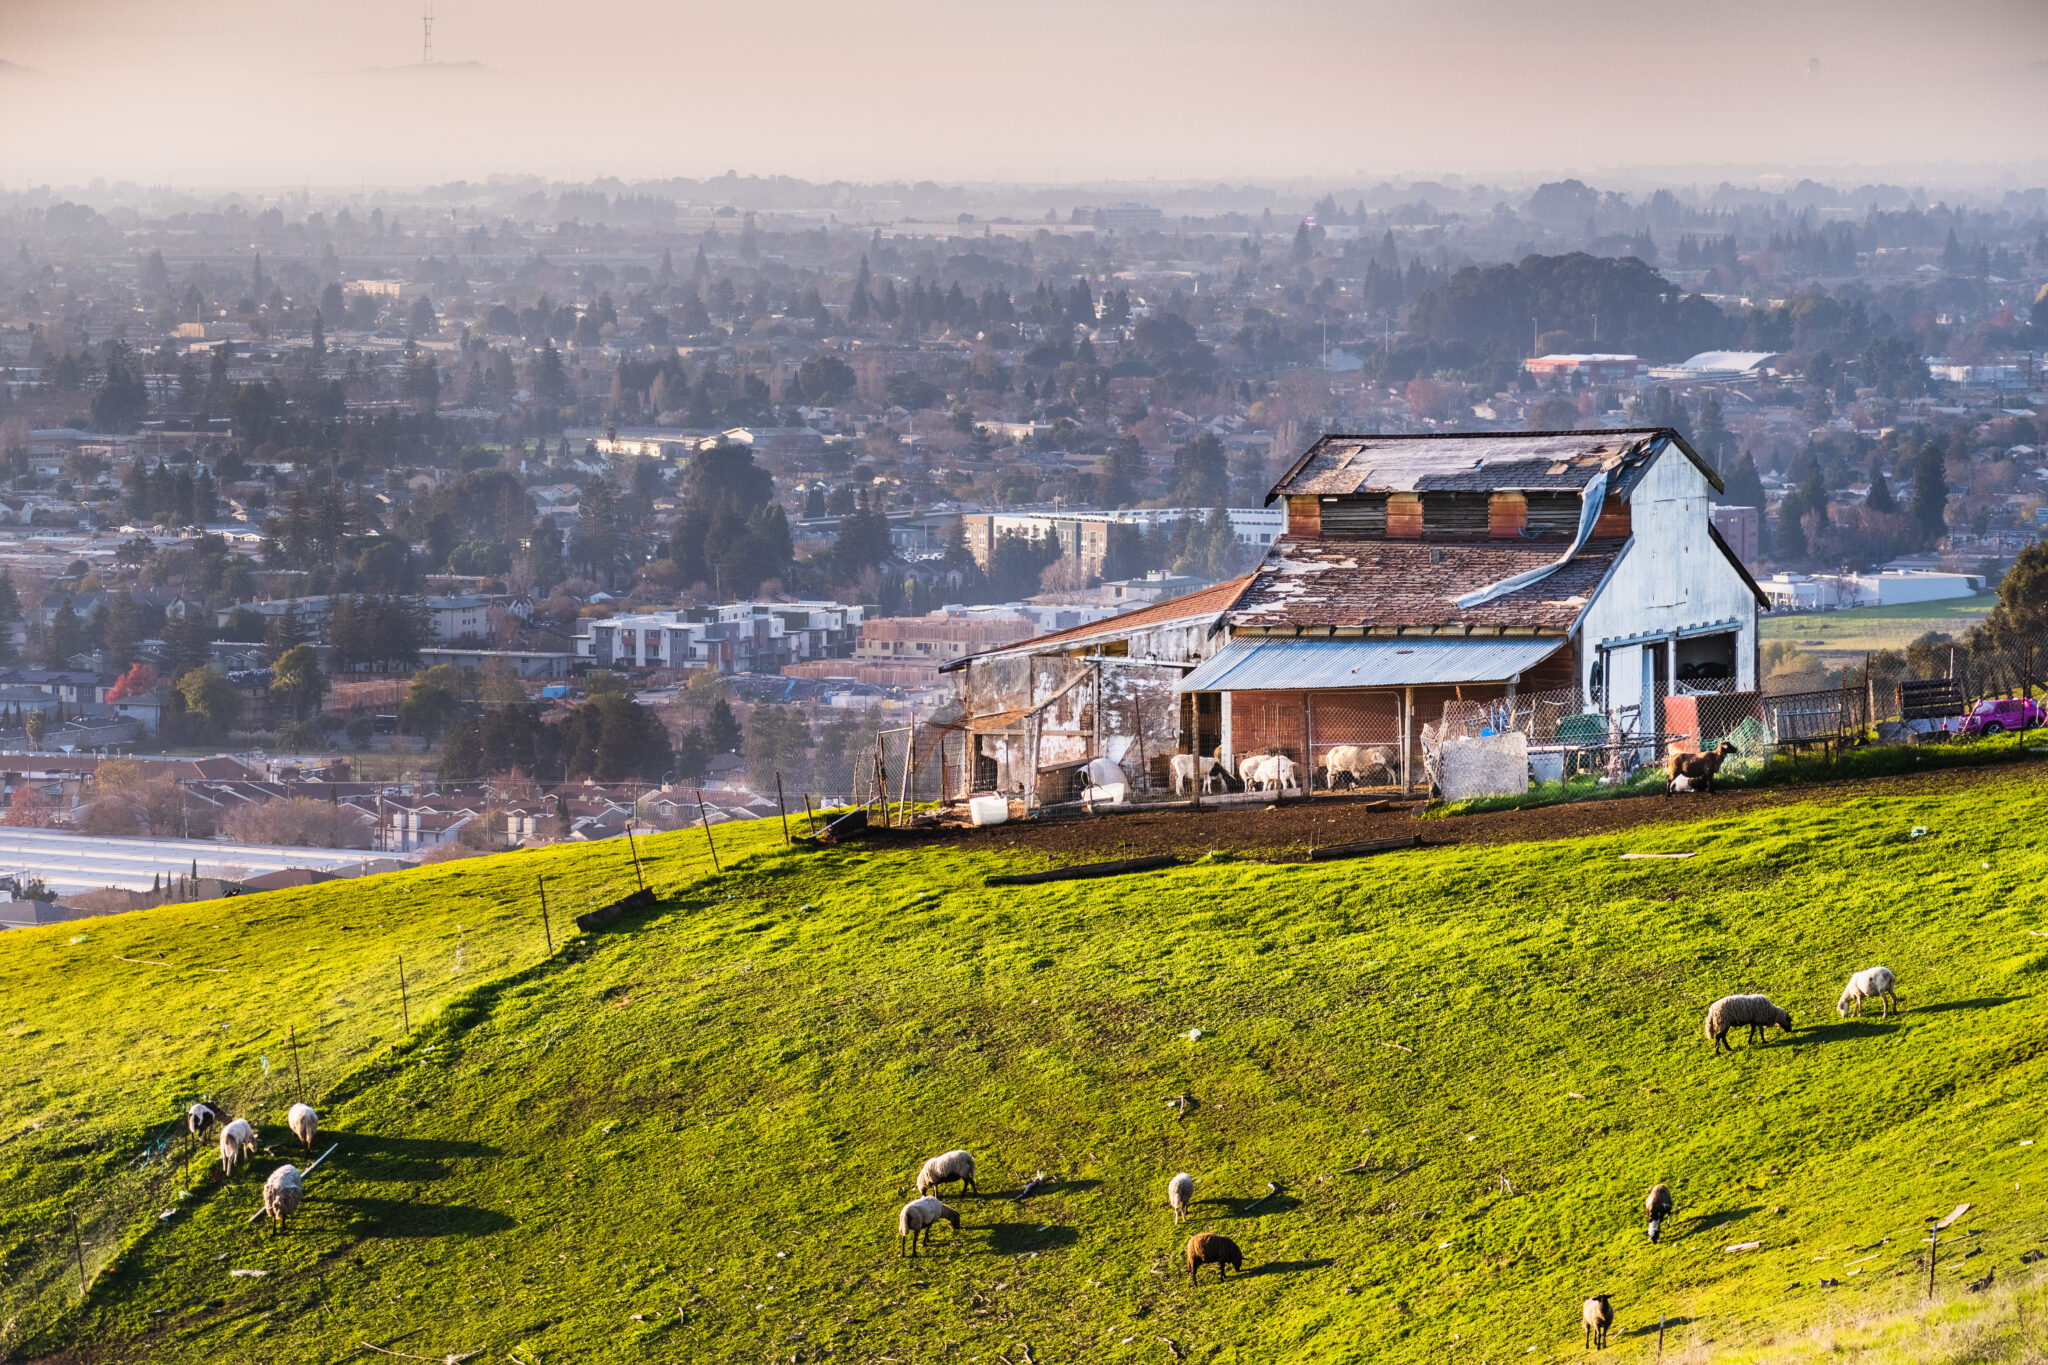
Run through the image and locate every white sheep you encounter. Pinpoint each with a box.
[262,1164,303,1225]
[1167,1171,1194,1224]
[1837,966,1900,1019]
[218,1118,258,1176]
[1242,753,1300,793]
[186,1101,219,1136]
[287,1102,319,1151]
[897,1195,960,1255]
[1704,995,1794,1054]
[1322,744,1395,789]
[915,1149,977,1197]
[1171,754,1222,796]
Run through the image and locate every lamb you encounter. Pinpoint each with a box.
[915,1149,977,1197]
[1837,965,1900,1019]
[1665,741,1737,795]
[1079,756,1125,790]
[1185,1231,1242,1286]
[261,1164,303,1226]
[1322,744,1395,789]
[1583,1293,1615,1349]
[186,1101,219,1136]
[287,1102,319,1151]
[1167,1172,1195,1224]
[1645,1184,1673,1243]
[1170,753,1222,796]
[218,1118,258,1177]
[1704,994,1794,1054]
[896,1195,959,1255]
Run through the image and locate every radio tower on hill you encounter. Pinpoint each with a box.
[422,1,435,64]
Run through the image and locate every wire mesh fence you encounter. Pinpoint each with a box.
[0,852,662,1359]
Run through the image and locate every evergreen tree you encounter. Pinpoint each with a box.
[1865,455,1897,514]
[705,695,741,753]
[0,570,22,668]
[1911,441,1948,544]
[44,604,84,667]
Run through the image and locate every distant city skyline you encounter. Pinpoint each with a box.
[1,0,2044,186]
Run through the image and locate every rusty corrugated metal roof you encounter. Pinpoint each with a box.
[1267,428,1703,502]
[1225,538,1622,633]
[1179,637,1565,692]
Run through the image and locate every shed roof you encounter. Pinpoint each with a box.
[1266,428,1718,501]
[1224,538,1624,634]
[1179,637,1565,692]
[942,574,1255,671]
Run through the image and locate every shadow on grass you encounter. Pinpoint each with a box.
[1220,1194,1303,1220]
[1789,1023,1890,1047]
[1913,997,2020,1015]
[1242,1257,1336,1278]
[1625,1316,1696,1337]
[327,1196,515,1237]
[1685,1207,1761,1238]
[988,1178,1102,1200]
[982,1222,1081,1254]
[323,1132,498,1182]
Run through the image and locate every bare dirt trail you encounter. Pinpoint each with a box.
[860,757,2045,864]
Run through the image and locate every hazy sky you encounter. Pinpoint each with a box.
[3,0,2045,188]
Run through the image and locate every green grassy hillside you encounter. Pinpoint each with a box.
[7,772,2048,1364]
[1761,597,1994,656]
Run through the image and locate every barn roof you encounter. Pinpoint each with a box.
[1224,538,1624,634]
[1266,428,1720,502]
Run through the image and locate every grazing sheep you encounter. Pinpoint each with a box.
[1583,1294,1615,1349]
[1186,1231,1242,1286]
[1322,744,1396,789]
[1665,741,1737,795]
[1168,1172,1195,1224]
[1171,753,1222,796]
[915,1149,977,1197]
[1704,994,1795,1054]
[1241,753,1299,794]
[287,1102,318,1151]
[186,1101,219,1136]
[262,1164,303,1226]
[1837,966,1900,1019]
[218,1118,257,1177]
[896,1196,959,1256]
[1645,1184,1673,1243]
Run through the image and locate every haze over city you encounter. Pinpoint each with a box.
[2,0,2046,184]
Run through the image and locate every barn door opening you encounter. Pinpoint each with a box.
[1306,691,1404,792]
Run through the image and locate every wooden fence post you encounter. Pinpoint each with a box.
[397,956,410,1035]
[536,876,553,955]
[624,819,645,890]
[696,790,721,872]
[775,774,790,845]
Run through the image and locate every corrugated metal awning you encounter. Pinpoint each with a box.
[1177,637,1565,692]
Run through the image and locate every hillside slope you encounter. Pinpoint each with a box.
[6,773,2048,1363]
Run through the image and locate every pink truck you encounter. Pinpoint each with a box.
[1955,696,2046,738]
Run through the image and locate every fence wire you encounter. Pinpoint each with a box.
[0,858,652,1359]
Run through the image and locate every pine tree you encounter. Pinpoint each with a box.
[1865,455,1896,514]
[0,570,22,667]
[1912,441,1948,545]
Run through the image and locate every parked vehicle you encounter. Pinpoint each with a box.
[1956,696,2045,738]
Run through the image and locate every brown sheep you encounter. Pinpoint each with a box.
[1665,741,1737,795]
[1645,1183,1673,1242]
[1583,1293,1615,1348]
[1186,1231,1242,1286]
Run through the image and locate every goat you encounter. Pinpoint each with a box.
[1583,1294,1615,1349]
[1185,1231,1242,1286]
[1168,1172,1194,1224]
[1837,965,1900,1019]
[1322,744,1395,789]
[1704,994,1794,1054]
[1665,741,1738,795]
[1171,753,1222,796]
[287,1102,318,1151]
[1645,1184,1673,1243]
[897,1196,959,1256]
[262,1164,303,1226]
[915,1149,976,1197]
[218,1118,257,1177]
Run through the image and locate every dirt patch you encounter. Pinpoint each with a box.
[854,758,2044,864]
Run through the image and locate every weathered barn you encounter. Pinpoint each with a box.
[1184,427,1767,787]
[945,428,1765,806]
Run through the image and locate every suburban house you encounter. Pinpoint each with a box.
[943,428,1766,804]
